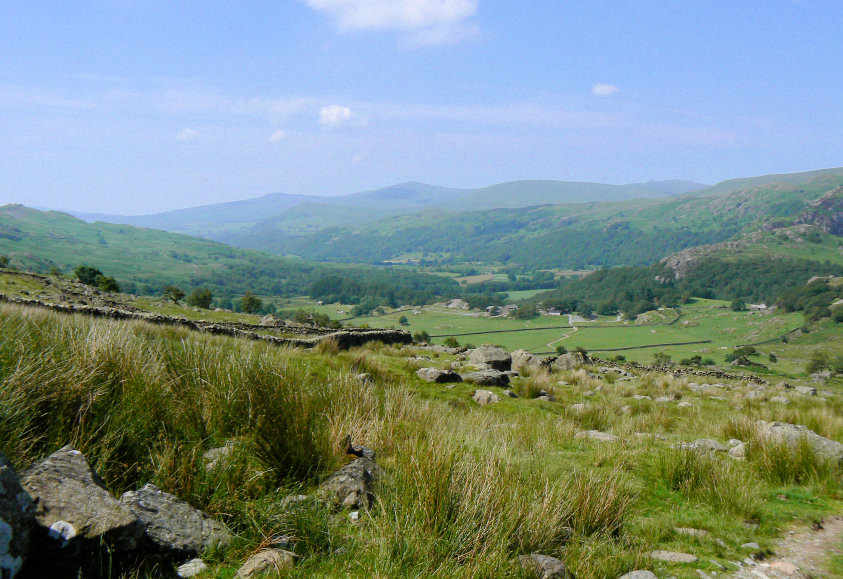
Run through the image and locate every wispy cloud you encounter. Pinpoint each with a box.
[591,83,619,97]
[269,129,287,142]
[319,104,359,128]
[303,0,479,45]
[176,128,199,140]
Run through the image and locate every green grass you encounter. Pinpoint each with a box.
[2,300,842,577]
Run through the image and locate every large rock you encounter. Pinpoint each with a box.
[121,484,232,557]
[236,548,295,577]
[552,352,588,371]
[649,550,698,563]
[468,346,512,371]
[415,367,462,383]
[471,390,501,406]
[319,457,380,509]
[0,450,34,579]
[518,553,575,578]
[511,349,553,372]
[574,431,617,443]
[18,446,144,576]
[756,420,843,463]
[464,369,510,387]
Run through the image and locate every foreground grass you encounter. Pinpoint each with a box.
[1,303,841,577]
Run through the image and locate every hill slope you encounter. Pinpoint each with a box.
[0,204,458,302]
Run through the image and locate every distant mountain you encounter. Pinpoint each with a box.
[71,178,705,239]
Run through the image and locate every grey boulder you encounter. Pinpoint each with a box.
[236,548,295,577]
[18,446,142,550]
[416,367,462,383]
[0,450,35,579]
[518,553,575,578]
[468,346,512,371]
[121,483,232,557]
[511,349,553,372]
[319,457,380,509]
[756,420,843,463]
[471,390,501,406]
[464,369,510,387]
[618,572,657,579]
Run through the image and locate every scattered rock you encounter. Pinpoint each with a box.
[674,527,710,539]
[319,457,380,509]
[518,553,575,578]
[345,435,376,460]
[356,373,373,384]
[677,401,694,408]
[464,369,510,387]
[569,403,587,413]
[236,548,295,577]
[468,346,512,371]
[121,483,232,557]
[511,349,553,372]
[552,352,588,371]
[655,396,673,403]
[176,558,208,578]
[728,443,746,460]
[582,391,595,397]
[18,446,144,575]
[416,367,462,383]
[203,442,237,472]
[795,386,817,396]
[649,550,698,563]
[756,420,843,463]
[471,390,501,406]
[770,396,790,405]
[618,572,657,579]
[741,542,760,550]
[503,389,519,398]
[536,394,556,403]
[675,439,729,453]
[633,395,652,401]
[575,431,617,443]
[0,450,34,579]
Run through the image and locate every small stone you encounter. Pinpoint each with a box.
[503,389,519,398]
[770,396,790,404]
[769,561,798,574]
[569,403,587,413]
[649,550,698,563]
[471,389,501,406]
[582,391,595,397]
[633,395,652,400]
[236,548,295,577]
[177,558,207,578]
[618,572,657,579]
[517,553,575,578]
[655,396,673,403]
[728,443,746,460]
[741,542,760,550]
[575,431,617,443]
[674,527,709,539]
[677,401,694,408]
[796,386,817,396]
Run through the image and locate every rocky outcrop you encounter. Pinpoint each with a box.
[552,352,589,371]
[18,446,144,576]
[319,458,380,509]
[416,367,463,383]
[468,346,512,371]
[121,484,232,557]
[796,186,843,235]
[0,450,34,579]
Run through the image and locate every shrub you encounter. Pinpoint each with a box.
[398,315,409,325]
[162,285,185,304]
[556,345,568,355]
[443,336,460,348]
[96,275,120,293]
[74,264,103,285]
[187,288,213,309]
[806,351,829,374]
[0,255,8,268]
[652,352,671,365]
[413,330,430,343]
[240,292,262,314]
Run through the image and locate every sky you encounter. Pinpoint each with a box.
[1,1,842,214]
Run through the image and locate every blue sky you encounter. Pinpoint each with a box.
[2,1,841,214]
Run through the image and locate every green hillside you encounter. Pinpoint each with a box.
[0,204,458,303]
[238,172,843,269]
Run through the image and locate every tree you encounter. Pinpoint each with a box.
[443,336,460,348]
[806,351,829,374]
[730,299,747,311]
[555,344,568,355]
[653,352,672,365]
[412,330,430,343]
[398,315,409,326]
[96,275,120,293]
[75,264,103,286]
[163,286,185,304]
[240,292,262,314]
[0,255,8,268]
[187,288,213,309]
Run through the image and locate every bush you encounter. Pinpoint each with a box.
[413,330,430,343]
[162,285,185,304]
[187,288,213,309]
[0,255,8,268]
[806,351,829,374]
[555,345,568,355]
[96,275,120,293]
[730,299,747,311]
[443,336,460,348]
[652,352,671,365]
[74,264,104,286]
[398,315,409,325]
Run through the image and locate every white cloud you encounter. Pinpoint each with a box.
[591,83,619,97]
[304,0,478,45]
[176,128,199,140]
[270,129,287,142]
[319,104,354,127]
